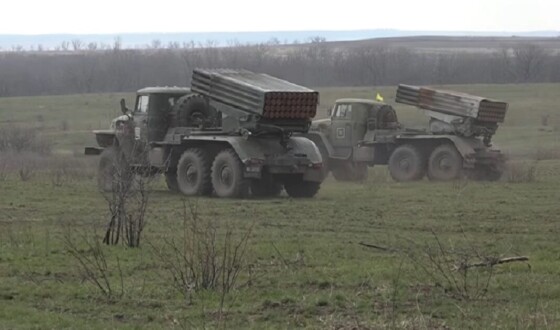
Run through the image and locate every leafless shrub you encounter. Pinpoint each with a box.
[152,200,254,305]
[50,166,68,187]
[18,164,34,181]
[47,156,95,186]
[452,176,470,198]
[362,230,529,301]
[407,231,496,300]
[0,158,7,181]
[63,229,124,299]
[60,120,70,131]
[0,151,88,182]
[533,148,560,161]
[407,230,530,301]
[0,126,51,155]
[102,157,152,248]
[506,161,537,183]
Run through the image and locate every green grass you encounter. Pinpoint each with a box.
[1,83,560,328]
[2,168,560,328]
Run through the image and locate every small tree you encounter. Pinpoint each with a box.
[102,147,152,248]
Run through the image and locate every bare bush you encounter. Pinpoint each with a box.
[18,164,34,181]
[102,156,152,248]
[361,230,529,301]
[152,200,253,304]
[407,232,496,300]
[63,230,124,299]
[49,166,69,187]
[534,148,560,161]
[0,151,95,183]
[48,156,94,187]
[0,126,51,155]
[60,120,70,131]
[0,158,7,181]
[506,161,538,183]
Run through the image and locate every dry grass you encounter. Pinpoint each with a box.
[533,148,560,161]
[505,161,538,183]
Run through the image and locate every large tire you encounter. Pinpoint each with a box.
[97,146,131,192]
[427,144,463,181]
[211,149,249,198]
[175,94,217,128]
[388,145,426,182]
[176,148,212,196]
[331,161,369,182]
[283,178,321,198]
[251,177,283,198]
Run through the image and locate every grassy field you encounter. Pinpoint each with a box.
[1,83,560,328]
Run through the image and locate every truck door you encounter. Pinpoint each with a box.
[131,94,149,164]
[330,103,354,156]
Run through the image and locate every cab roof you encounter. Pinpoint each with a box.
[137,86,191,94]
[335,98,386,106]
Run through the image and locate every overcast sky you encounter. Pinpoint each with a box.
[1,0,558,35]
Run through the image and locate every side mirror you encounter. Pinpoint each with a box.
[120,98,128,114]
[327,108,332,117]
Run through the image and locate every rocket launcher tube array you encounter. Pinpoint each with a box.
[191,69,319,120]
[395,84,507,123]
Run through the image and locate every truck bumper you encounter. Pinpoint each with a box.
[84,147,104,155]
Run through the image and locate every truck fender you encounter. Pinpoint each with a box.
[220,137,266,163]
[93,129,117,148]
[443,136,483,159]
[223,136,322,164]
[287,136,323,164]
[304,131,336,159]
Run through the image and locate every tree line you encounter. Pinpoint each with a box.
[0,38,558,97]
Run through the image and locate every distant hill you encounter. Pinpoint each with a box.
[1,30,559,50]
[296,35,560,55]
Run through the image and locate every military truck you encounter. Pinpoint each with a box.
[305,84,508,182]
[85,69,324,198]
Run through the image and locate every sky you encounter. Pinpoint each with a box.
[1,0,558,35]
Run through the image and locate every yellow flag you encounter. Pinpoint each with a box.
[376,93,384,102]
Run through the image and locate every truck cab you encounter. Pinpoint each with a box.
[327,98,399,146]
[306,98,400,181]
[122,88,191,164]
[85,87,190,154]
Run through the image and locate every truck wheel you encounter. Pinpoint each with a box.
[332,161,368,182]
[427,144,463,181]
[176,149,212,196]
[284,178,321,198]
[211,149,249,198]
[388,145,426,182]
[97,146,131,192]
[165,172,179,192]
[175,94,217,127]
[251,178,282,198]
